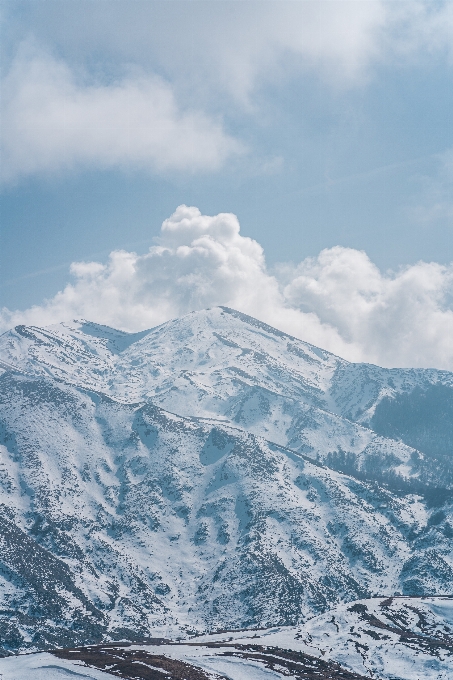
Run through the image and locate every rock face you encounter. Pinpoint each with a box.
[0,307,452,654]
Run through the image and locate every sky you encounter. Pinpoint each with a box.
[1,0,452,369]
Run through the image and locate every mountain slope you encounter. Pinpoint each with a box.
[0,308,452,656]
[1,371,446,647]
[1,597,451,679]
[1,307,452,493]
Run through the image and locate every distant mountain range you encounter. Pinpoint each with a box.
[0,307,452,666]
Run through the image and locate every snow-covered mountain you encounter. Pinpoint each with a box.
[0,307,452,659]
[2,307,452,493]
[1,596,452,679]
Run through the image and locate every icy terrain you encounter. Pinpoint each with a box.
[1,596,452,679]
[1,307,452,492]
[0,307,452,676]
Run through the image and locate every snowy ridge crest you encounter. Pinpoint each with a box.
[0,307,452,677]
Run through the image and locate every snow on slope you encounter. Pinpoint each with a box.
[2,307,451,412]
[190,596,453,679]
[0,645,368,679]
[2,597,451,679]
[1,307,452,491]
[0,653,115,679]
[0,370,452,654]
[0,307,452,664]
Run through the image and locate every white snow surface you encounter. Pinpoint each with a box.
[2,596,452,679]
[1,306,451,419]
[1,306,449,482]
[203,596,453,679]
[0,307,452,677]
[0,652,114,679]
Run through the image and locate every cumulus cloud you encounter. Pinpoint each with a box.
[2,205,453,370]
[1,47,243,183]
[282,248,453,368]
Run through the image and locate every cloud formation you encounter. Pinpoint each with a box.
[1,47,243,183]
[11,1,452,101]
[2,2,452,184]
[2,205,453,370]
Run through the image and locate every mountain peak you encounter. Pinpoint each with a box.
[0,308,453,659]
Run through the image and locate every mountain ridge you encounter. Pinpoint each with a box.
[2,306,452,494]
[0,307,452,658]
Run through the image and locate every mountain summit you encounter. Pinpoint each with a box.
[0,307,452,653]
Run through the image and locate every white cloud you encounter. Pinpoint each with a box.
[2,2,451,183]
[2,205,453,370]
[22,2,389,102]
[383,1,453,64]
[0,47,243,183]
[8,1,451,104]
[186,0,388,98]
[283,247,453,369]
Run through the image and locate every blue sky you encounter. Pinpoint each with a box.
[1,1,452,368]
